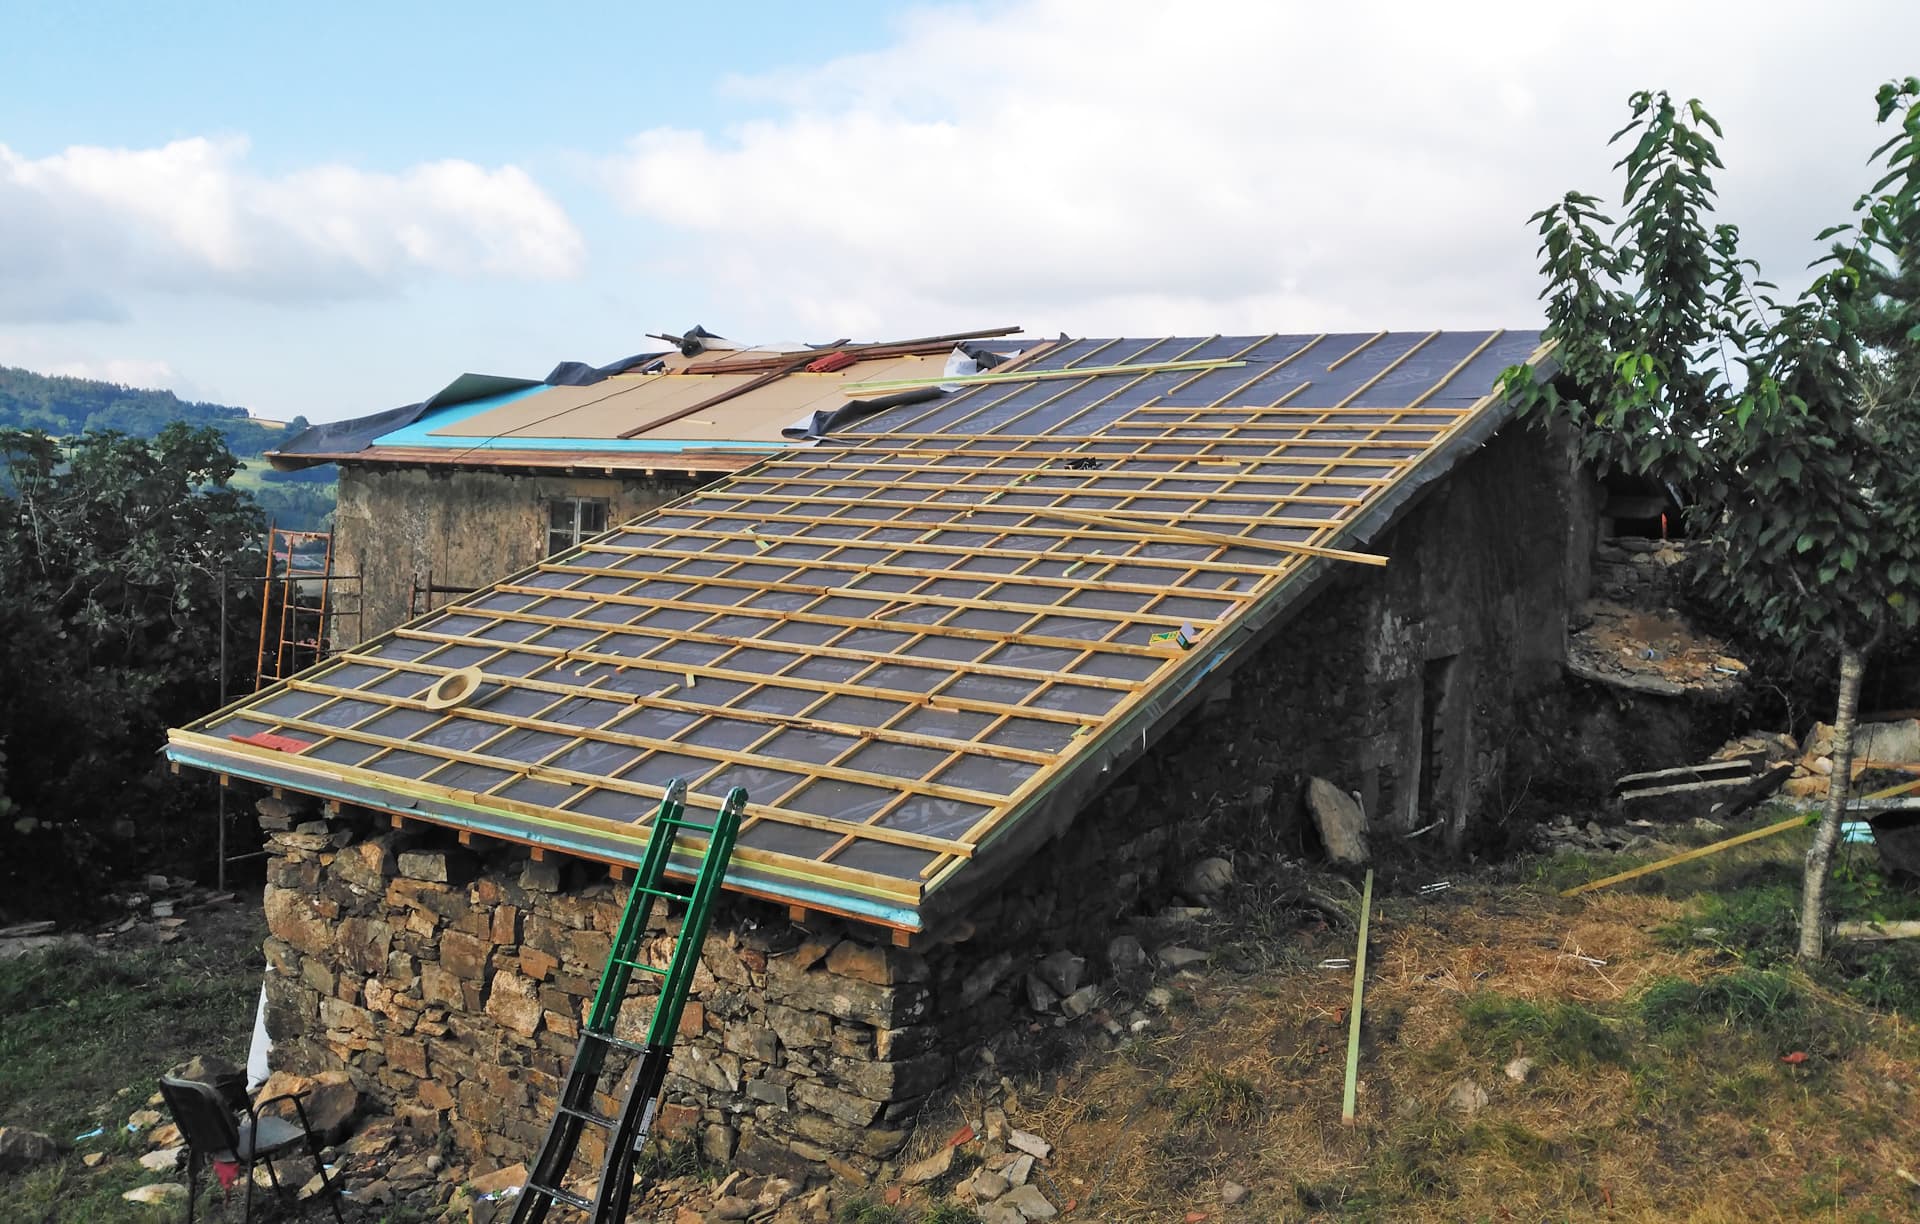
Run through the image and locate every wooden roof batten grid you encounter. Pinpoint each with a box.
[169,329,1546,932]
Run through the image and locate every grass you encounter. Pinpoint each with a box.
[836,1197,980,1224]
[0,905,270,1224]
[632,1136,714,1185]
[1637,968,1801,1036]
[1172,1066,1266,1130]
[991,817,1920,1224]
[0,927,261,1137]
[1458,993,1627,1066]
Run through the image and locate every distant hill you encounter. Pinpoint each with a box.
[0,365,334,529]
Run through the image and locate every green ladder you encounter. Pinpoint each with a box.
[511,780,746,1224]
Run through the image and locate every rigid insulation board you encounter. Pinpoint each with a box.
[426,355,947,444]
[168,329,1545,932]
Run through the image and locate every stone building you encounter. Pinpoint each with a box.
[174,328,1592,1180]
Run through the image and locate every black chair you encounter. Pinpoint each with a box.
[156,1075,344,1223]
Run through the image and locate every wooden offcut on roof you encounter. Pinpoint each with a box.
[170,330,1548,931]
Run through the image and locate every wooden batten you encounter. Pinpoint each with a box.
[172,333,1548,930]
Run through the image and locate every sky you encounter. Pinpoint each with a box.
[2,1,1918,424]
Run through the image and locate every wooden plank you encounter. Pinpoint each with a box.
[1834,919,1920,942]
[1017,505,1386,566]
[1404,330,1505,409]
[1560,813,1811,897]
[317,656,1061,765]
[591,519,1289,580]
[393,626,1106,724]
[565,539,1261,619]
[821,435,1429,468]
[247,708,983,858]
[839,357,1245,395]
[434,599,1144,692]
[267,685,1019,817]
[736,465,1374,506]
[173,729,930,903]
[617,343,840,439]
[495,574,1176,659]
[1342,868,1375,1125]
[693,485,1360,532]
[506,554,1204,630]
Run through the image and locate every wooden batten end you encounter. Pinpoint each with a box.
[389,814,406,830]
[890,928,913,949]
[608,864,628,881]
[271,786,285,800]
[787,904,810,924]
[529,846,547,862]
[217,773,231,788]
[456,830,474,847]
[169,761,182,776]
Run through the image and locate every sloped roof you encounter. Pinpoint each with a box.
[266,329,1031,473]
[171,329,1546,933]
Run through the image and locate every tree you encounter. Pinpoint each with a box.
[0,424,263,914]
[1504,83,1920,959]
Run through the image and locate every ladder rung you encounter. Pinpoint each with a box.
[526,1182,595,1213]
[557,1103,617,1130]
[632,885,692,905]
[661,817,718,834]
[611,958,667,976]
[583,1030,651,1055]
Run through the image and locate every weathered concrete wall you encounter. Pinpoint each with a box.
[257,420,1597,1183]
[331,466,706,645]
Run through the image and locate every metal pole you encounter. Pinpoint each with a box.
[217,564,228,893]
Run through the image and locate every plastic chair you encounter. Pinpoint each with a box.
[157,1075,344,1223]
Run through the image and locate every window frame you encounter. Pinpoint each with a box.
[546,496,610,556]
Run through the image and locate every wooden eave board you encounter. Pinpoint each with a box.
[173,334,1547,927]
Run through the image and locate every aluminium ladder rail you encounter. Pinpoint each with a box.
[511,780,746,1224]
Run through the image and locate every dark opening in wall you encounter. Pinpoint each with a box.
[1420,654,1461,824]
[1599,472,1685,540]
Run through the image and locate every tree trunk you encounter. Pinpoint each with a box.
[1798,644,1868,961]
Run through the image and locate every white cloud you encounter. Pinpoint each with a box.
[0,329,200,394]
[36,355,181,390]
[606,0,1920,337]
[0,136,585,322]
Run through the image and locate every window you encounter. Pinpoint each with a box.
[547,498,608,556]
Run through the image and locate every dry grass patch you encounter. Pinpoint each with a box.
[1012,865,1920,1223]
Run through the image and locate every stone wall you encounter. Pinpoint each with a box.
[260,809,945,1183]
[257,780,1208,1187]
[331,466,709,645]
[1588,536,1693,608]
[255,419,1597,1182]
[1185,418,1595,845]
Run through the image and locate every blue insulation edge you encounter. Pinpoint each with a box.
[369,385,790,454]
[167,744,923,930]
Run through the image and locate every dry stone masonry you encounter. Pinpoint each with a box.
[254,765,1218,1186]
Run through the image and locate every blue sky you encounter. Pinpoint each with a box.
[4,1,1919,422]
